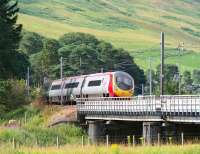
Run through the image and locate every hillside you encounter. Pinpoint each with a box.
[18,0,200,71]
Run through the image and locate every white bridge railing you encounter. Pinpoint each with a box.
[77,95,200,116]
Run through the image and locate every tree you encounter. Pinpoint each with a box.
[29,32,145,94]
[59,32,99,46]
[183,71,193,85]
[57,33,145,94]
[43,38,60,64]
[29,52,43,84]
[0,0,29,79]
[20,32,43,55]
[145,69,157,95]
[109,48,145,94]
[182,71,193,94]
[30,38,60,83]
[155,64,179,95]
[0,80,28,117]
[193,69,200,85]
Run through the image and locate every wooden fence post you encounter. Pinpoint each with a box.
[181,132,184,146]
[35,137,38,147]
[132,135,135,147]
[88,137,90,145]
[56,136,59,148]
[158,133,160,146]
[106,135,109,147]
[24,112,27,124]
[12,137,15,149]
[82,136,84,147]
[127,136,131,147]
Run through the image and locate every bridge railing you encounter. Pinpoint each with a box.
[77,96,161,116]
[77,95,200,117]
[161,95,200,116]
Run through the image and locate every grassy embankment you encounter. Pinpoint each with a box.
[1,144,200,154]
[0,105,85,147]
[18,0,200,71]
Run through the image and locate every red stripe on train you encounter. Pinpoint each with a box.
[108,74,114,97]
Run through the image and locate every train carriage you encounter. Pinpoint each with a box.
[48,71,134,104]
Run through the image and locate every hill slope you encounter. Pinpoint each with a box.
[18,0,200,71]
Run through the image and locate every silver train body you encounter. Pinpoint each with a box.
[48,71,134,104]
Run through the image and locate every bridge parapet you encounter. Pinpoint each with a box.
[77,95,200,123]
[161,95,200,116]
[77,96,160,115]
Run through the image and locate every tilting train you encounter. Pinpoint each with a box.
[48,71,134,104]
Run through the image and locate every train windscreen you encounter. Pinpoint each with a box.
[116,73,133,90]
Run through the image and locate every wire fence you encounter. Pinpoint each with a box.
[2,134,200,148]
[84,134,200,146]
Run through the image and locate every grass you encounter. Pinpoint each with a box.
[182,27,200,38]
[1,144,200,154]
[132,48,200,72]
[17,0,200,71]
[0,106,85,147]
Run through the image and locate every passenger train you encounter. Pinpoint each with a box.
[48,71,134,104]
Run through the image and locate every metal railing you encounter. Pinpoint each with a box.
[161,95,200,116]
[77,95,200,118]
[77,96,161,116]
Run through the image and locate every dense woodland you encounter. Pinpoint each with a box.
[1,0,200,116]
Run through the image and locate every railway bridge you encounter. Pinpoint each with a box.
[77,95,200,144]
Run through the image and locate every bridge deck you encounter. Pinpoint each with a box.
[77,95,200,123]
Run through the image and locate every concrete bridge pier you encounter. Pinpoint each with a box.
[88,121,105,143]
[143,122,161,145]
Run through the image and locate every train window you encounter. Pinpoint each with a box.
[65,82,79,89]
[116,76,133,90]
[88,80,101,87]
[51,84,61,90]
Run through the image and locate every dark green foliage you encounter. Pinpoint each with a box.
[155,64,179,95]
[148,67,200,95]
[193,69,200,84]
[0,1,29,115]
[30,32,145,94]
[29,52,43,83]
[155,64,179,81]
[59,32,99,46]
[0,0,29,79]
[182,71,193,94]
[30,38,60,83]
[183,71,193,85]
[57,33,145,94]
[20,32,44,55]
[43,38,60,64]
[0,80,28,117]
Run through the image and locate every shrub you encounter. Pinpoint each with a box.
[0,80,28,118]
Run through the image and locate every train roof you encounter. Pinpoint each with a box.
[51,71,131,84]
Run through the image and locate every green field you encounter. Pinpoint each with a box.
[17,0,200,71]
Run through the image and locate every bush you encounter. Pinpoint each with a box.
[0,80,28,118]
[0,106,85,146]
